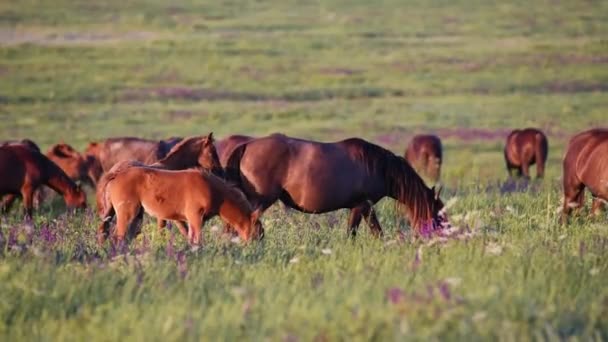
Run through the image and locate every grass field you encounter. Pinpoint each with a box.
[1,0,608,340]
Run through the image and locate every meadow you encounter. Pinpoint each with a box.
[1,0,608,340]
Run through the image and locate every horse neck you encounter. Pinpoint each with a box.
[217,192,252,231]
[385,156,434,228]
[43,159,77,197]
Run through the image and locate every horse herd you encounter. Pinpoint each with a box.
[0,127,606,247]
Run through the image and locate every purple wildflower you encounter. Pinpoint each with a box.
[386,287,405,304]
[438,282,451,301]
[176,251,188,279]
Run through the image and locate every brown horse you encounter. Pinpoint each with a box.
[0,145,87,218]
[4,142,95,208]
[97,166,263,246]
[561,128,608,222]
[404,134,443,183]
[225,134,449,236]
[504,128,548,179]
[96,134,223,237]
[1,139,40,152]
[85,136,184,177]
[215,134,254,167]
[46,143,95,186]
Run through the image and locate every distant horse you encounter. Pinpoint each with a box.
[404,134,442,183]
[0,145,87,219]
[561,128,608,222]
[225,134,449,236]
[0,139,40,152]
[85,136,184,180]
[97,166,263,246]
[96,134,223,238]
[215,134,254,167]
[504,128,548,179]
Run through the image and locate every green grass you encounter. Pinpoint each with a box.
[1,0,607,340]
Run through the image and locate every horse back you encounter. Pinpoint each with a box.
[564,129,608,184]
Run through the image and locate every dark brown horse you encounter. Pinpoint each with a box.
[225,134,449,236]
[215,134,254,167]
[561,128,608,222]
[97,166,263,246]
[85,136,184,177]
[504,128,548,179]
[0,145,87,219]
[405,134,442,183]
[96,134,223,238]
[1,139,40,152]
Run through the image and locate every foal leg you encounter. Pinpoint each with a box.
[186,212,204,246]
[521,162,531,179]
[113,203,140,246]
[347,207,364,237]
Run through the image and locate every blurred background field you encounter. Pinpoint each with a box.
[1,0,607,340]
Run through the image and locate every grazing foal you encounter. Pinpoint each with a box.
[97,167,263,246]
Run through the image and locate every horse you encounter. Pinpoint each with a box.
[96,166,264,246]
[3,142,95,208]
[504,128,548,179]
[0,139,40,152]
[46,143,95,187]
[215,134,254,167]
[561,128,608,223]
[404,134,443,184]
[0,144,87,219]
[225,133,449,237]
[85,136,184,178]
[96,134,223,238]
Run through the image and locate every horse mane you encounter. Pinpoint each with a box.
[31,148,80,196]
[155,136,202,168]
[342,138,436,230]
[199,169,254,213]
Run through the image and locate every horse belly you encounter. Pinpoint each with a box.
[580,143,608,200]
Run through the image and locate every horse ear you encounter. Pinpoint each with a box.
[204,132,214,146]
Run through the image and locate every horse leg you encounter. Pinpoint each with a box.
[347,207,365,237]
[157,219,166,232]
[113,203,139,245]
[591,198,606,217]
[1,194,17,214]
[21,185,35,220]
[97,206,115,245]
[186,212,204,246]
[363,206,383,238]
[126,208,144,241]
[174,220,189,238]
[562,180,584,224]
[521,162,531,179]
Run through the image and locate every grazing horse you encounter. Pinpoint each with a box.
[504,128,548,179]
[46,143,95,186]
[0,139,40,152]
[225,134,449,236]
[0,145,87,219]
[97,166,264,246]
[561,128,608,222]
[405,134,443,183]
[96,134,223,238]
[85,136,184,178]
[215,134,254,167]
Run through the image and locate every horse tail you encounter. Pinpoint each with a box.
[95,160,135,217]
[224,142,248,186]
[535,132,548,178]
